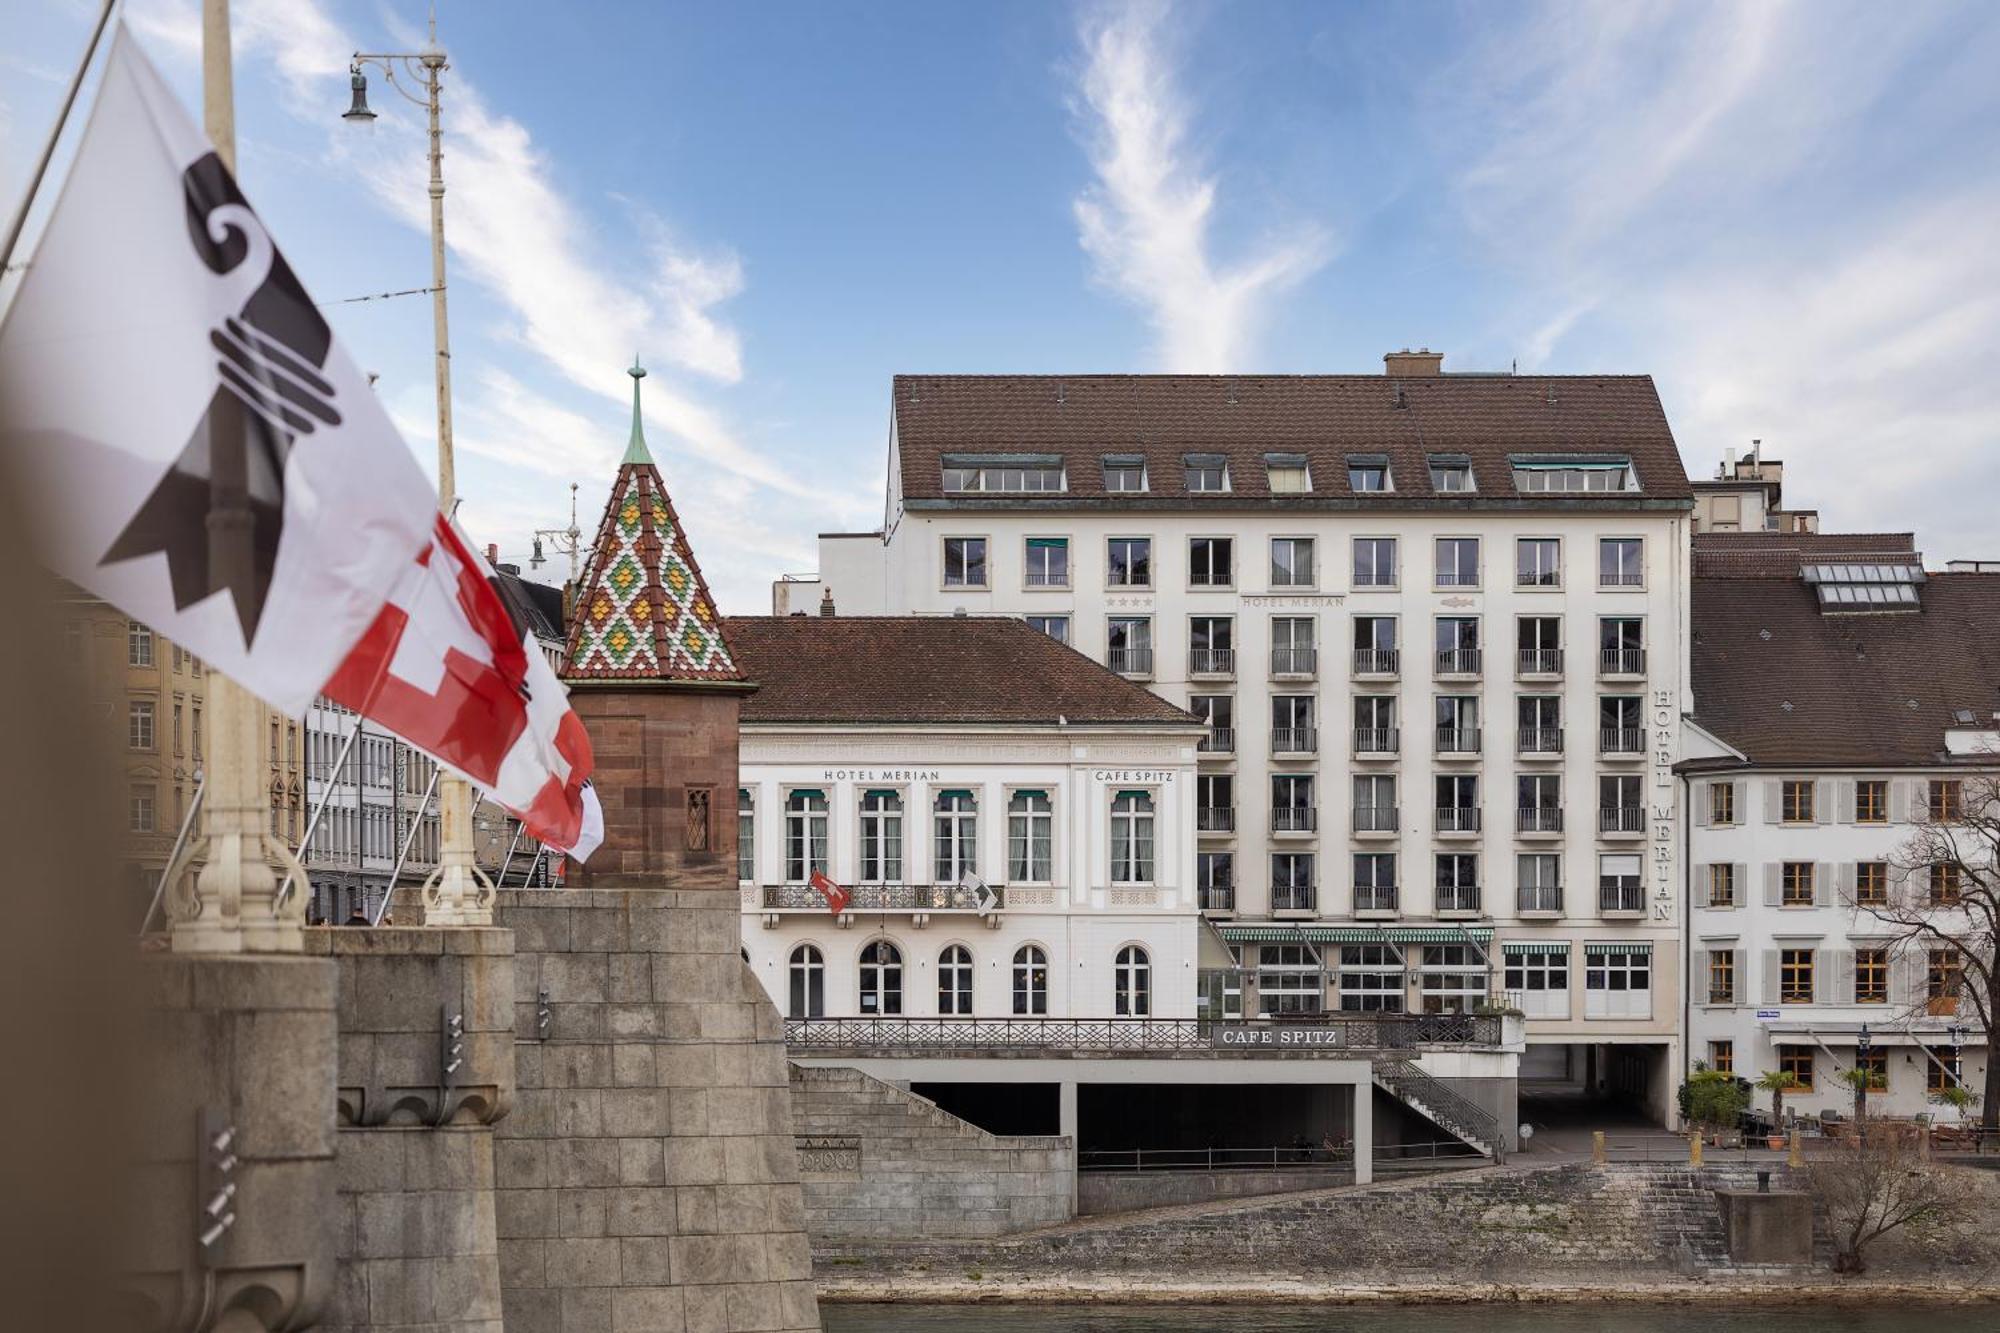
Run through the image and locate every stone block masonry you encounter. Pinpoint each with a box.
[495,887,820,1332]
[790,1065,1071,1239]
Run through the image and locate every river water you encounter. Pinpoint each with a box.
[822,1303,1974,1332]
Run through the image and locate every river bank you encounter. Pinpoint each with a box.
[814,1277,2000,1306]
[818,1302,1997,1333]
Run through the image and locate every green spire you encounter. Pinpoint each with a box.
[621,356,653,466]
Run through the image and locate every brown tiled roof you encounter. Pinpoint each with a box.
[1690,570,2000,767]
[893,374,1691,505]
[1691,531,1916,578]
[724,615,1199,727]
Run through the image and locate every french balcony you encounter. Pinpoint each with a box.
[1517,648,1564,677]
[1189,648,1236,678]
[1435,727,1482,757]
[1352,648,1399,678]
[1271,726,1319,756]
[761,882,1005,913]
[1599,805,1647,836]
[1517,885,1564,916]
[1024,570,1069,589]
[1517,807,1564,836]
[1270,882,1317,913]
[1351,806,1400,836]
[1197,727,1235,756]
[1435,648,1482,678]
[1598,879,1645,914]
[1517,726,1564,757]
[1435,806,1482,835]
[1436,883,1482,915]
[1270,647,1318,678]
[1271,808,1318,835]
[1600,727,1646,757]
[1108,647,1154,677]
[1599,647,1647,677]
[1352,884,1400,914]
[1196,805,1236,834]
[1600,570,1644,589]
[1352,727,1400,758]
[1198,881,1235,914]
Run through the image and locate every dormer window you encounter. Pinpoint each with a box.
[1184,455,1229,493]
[1429,458,1474,493]
[1104,457,1148,493]
[1266,454,1311,494]
[1348,458,1391,492]
[941,455,1065,493]
[1512,459,1636,493]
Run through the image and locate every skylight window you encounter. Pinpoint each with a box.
[1801,561,1924,610]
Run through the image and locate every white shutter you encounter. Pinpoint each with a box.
[1894,948,1923,1006]
[1837,862,1856,903]
[1734,864,1749,908]
[1765,780,1784,824]
[1693,871,1710,908]
[1838,781,1856,823]
[1696,784,1712,828]
[1761,950,1781,1005]
[1815,864,1832,908]
[1890,779,1912,824]
[1732,948,1748,1005]
[1815,780,1832,825]
[1831,950,1853,1005]
[1762,863,1781,907]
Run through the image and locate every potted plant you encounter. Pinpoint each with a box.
[1681,1065,1752,1146]
[1757,1070,1801,1148]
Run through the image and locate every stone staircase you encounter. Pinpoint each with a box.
[1372,1057,1502,1159]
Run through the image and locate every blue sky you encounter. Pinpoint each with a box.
[6,0,1999,610]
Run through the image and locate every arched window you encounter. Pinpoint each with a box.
[1013,944,1049,1016]
[788,943,824,1018]
[1115,945,1151,1016]
[938,944,973,1015]
[859,940,903,1015]
[860,790,904,883]
[933,790,978,883]
[785,789,829,882]
[1110,791,1155,883]
[1007,790,1053,882]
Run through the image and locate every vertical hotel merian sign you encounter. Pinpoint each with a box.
[1650,688,1675,923]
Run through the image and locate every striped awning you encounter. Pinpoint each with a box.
[1217,925,1494,945]
[1502,941,1571,956]
[1583,941,1654,955]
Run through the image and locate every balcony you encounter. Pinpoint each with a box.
[1436,883,1482,915]
[1517,648,1563,677]
[1271,647,1318,678]
[1197,806,1236,833]
[1271,727,1318,756]
[1110,646,1156,678]
[1600,728,1646,756]
[1189,648,1236,677]
[761,882,1004,912]
[1198,881,1235,914]
[1435,727,1482,756]
[1517,727,1564,757]
[1435,806,1481,835]
[1271,808,1318,835]
[1517,807,1564,835]
[1352,884,1399,914]
[1197,727,1235,756]
[1599,647,1647,677]
[1352,806,1400,835]
[1270,882,1317,913]
[1599,805,1646,835]
[1600,571,1644,589]
[1517,885,1563,916]
[1352,727,1400,758]
[1435,648,1482,677]
[1352,648,1399,678]
[1598,879,1644,914]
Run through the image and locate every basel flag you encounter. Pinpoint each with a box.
[0,26,598,861]
[808,871,851,916]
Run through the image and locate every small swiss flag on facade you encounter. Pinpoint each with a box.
[808,870,851,916]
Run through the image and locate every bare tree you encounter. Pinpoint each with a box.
[1804,1124,1967,1273]
[1854,771,2000,1132]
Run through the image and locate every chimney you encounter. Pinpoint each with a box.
[485,542,500,564]
[1383,347,1444,377]
[819,588,836,617]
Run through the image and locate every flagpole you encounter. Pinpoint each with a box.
[0,0,116,283]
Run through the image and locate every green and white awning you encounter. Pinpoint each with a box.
[1583,940,1654,955]
[1502,940,1571,956]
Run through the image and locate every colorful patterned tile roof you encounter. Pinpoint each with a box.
[562,361,743,683]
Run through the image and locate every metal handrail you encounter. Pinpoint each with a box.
[1269,883,1317,912]
[1352,648,1399,675]
[1517,648,1563,674]
[1189,648,1236,675]
[1599,806,1646,832]
[1517,807,1564,833]
[1517,726,1564,753]
[1197,806,1236,832]
[1080,1144,1352,1173]
[1600,648,1647,675]
[1270,647,1318,676]
[1271,808,1318,833]
[1353,727,1400,754]
[1352,806,1399,832]
[1374,1057,1500,1153]
[1271,726,1318,754]
[1435,727,1481,754]
[1435,649,1482,675]
[1601,728,1646,753]
[1108,647,1154,676]
[1435,806,1481,833]
[1197,727,1235,754]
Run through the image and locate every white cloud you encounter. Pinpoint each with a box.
[1070,0,1329,371]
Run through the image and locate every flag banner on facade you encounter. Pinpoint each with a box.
[325,514,598,858]
[808,870,851,916]
[0,25,435,714]
[960,870,999,916]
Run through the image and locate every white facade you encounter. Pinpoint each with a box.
[739,721,1203,1020]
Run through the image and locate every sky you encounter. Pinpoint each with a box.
[5,0,1999,611]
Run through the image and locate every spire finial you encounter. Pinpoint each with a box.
[622,356,653,466]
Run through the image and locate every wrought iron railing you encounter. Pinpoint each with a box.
[1598,879,1644,913]
[1435,648,1482,675]
[1435,727,1481,755]
[1517,726,1563,754]
[1352,805,1399,833]
[1435,806,1481,833]
[1374,1057,1500,1153]
[1517,648,1563,675]
[1599,805,1646,833]
[1435,883,1482,914]
[1272,808,1318,833]
[1271,727,1318,754]
[1189,648,1236,676]
[1271,647,1317,676]
[1197,727,1235,755]
[784,1013,1504,1054]
[1353,727,1399,755]
[1270,881,1316,912]
[1517,884,1563,914]
[1352,884,1399,913]
[1108,647,1155,676]
[1353,648,1399,676]
[1601,727,1646,754]
[1517,807,1564,833]
[1197,805,1236,832]
[1600,648,1647,675]
[761,882,1004,911]
[1198,882,1235,913]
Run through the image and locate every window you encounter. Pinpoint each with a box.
[1855,862,1888,906]
[1114,945,1151,1016]
[1599,617,1644,672]
[1929,949,1964,1014]
[942,461,1065,493]
[1274,774,1317,833]
[1270,537,1315,588]
[784,790,830,882]
[1601,774,1642,826]
[1271,616,1315,676]
[1435,696,1479,753]
[858,940,903,1015]
[1778,1045,1815,1091]
[996,790,1053,884]
[1354,695,1397,751]
[1518,854,1562,913]
[173,701,184,756]
[1781,861,1815,907]
[1353,616,1397,673]
[1352,774,1394,834]
[1779,948,1816,1003]
[1185,456,1228,492]
[1107,536,1153,587]
[1709,1040,1734,1075]
[1353,852,1397,913]
[1931,779,1964,821]
[1516,538,1561,587]
[933,790,978,882]
[1267,458,1311,493]
[1198,851,1234,911]
[1429,459,1473,492]
[1436,853,1479,913]
[1931,862,1963,905]
[1505,947,1570,1020]
[129,786,156,833]
[686,789,712,852]
[1026,615,1069,644]
[1271,853,1315,911]
[1191,697,1234,756]
[1781,780,1815,823]
[1599,538,1643,587]
[1707,950,1735,1003]
[1928,1050,1963,1093]
[1107,616,1153,674]
[1189,537,1233,587]
[1435,537,1480,588]
[942,537,988,588]
[1584,947,1652,1019]
[1854,780,1887,823]
[1519,774,1562,833]
[859,790,904,883]
[1436,617,1480,674]
[128,621,154,666]
[1104,459,1148,492]
[1419,945,1486,1014]
[1513,461,1636,492]
[1258,944,1324,1015]
[1348,459,1390,492]
[1518,694,1561,750]
[1855,948,1889,1004]
[1710,782,1737,826]
[1599,853,1642,912]
[1109,791,1155,883]
[1190,616,1234,673]
[1339,945,1404,1012]
[939,944,973,1015]
[1352,537,1397,588]
[129,700,154,750]
[1012,945,1049,1015]
[1024,538,1069,588]
[788,944,825,1018]
[191,705,202,760]
[1708,863,1736,908]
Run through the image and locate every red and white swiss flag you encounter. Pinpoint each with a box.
[808,870,851,916]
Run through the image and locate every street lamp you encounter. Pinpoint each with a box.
[341,19,493,926]
[1855,1023,1872,1122]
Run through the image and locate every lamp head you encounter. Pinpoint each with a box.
[342,66,377,124]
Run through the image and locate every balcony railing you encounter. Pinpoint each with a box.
[1600,570,1644,588]
[1517,726,1563,754]
[1108,647,1154,676]
[1271,647,1318,676]
[1517,807,1564,833]
[1517,648,1563,675]
[1197,805,1236,833]
[1435,648,1482,676]
[1189,648,1236,676]
[1600,647,1647,676]
[1599,805,1646,833]
[1353,884,1399,913]
[1271,727,1318,754]
[1600,727,1645,754]
[1435,806,1481,833]
[1436,884,1482,914]
[1199,882,1235,913]
[762,882,1005,911]
[1270,882,1317,912]
[1024,570,1069,588]
[1598,879,1644,913]
[1197,727,1235,755]
[1517,885,1563,914]
[1435,727,1482,755]
[783,1013,1504,1055]
[1271,808,1318,834]
[1352,806,1400,833]
[1353,727,1400,755]
[1353,648,1399,676]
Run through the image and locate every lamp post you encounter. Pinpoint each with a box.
[1855,1023,1872,1122]
[342,18,492,926]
